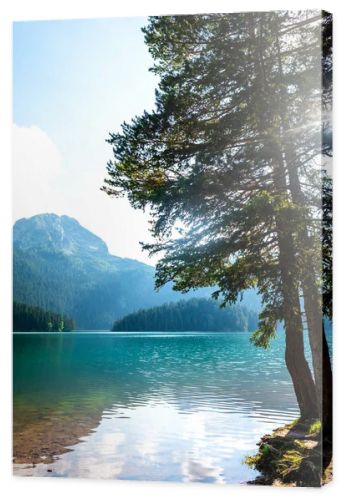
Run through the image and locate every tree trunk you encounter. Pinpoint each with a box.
[285,158,324,401]
[271,144,318,420]
[275,202,319,420]
[284,320,318,420]
[285,150,333,438]
[322,320,333,468]
[249,16,319,420]
[273,20,333,428]
[281,109,333,475]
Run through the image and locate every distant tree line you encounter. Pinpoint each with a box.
[112,298,258,332]
[13,302,75,332]
[13,227,216,330]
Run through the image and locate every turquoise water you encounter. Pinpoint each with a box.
[13,332,299,483]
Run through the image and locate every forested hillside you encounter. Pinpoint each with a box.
[112,298,258,332]
[13,214,261,329]
[13,302,75,332]
[13,214,212,328]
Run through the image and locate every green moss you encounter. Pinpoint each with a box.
[245,419,325,486]
[288,418,300,429]
[244,453,261,468]
[276,449,303,477]
[294,439,309,449]
[308,419,321,435]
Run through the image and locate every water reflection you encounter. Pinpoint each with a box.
[13,332,299,482]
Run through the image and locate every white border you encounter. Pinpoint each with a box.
[1,1,346,498]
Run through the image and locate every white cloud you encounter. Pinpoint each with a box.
[12,124,63,220]
[12,124,156,264]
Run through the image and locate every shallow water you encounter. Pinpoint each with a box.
[13,332,299,483]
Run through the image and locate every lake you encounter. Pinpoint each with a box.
[13,332,299,483]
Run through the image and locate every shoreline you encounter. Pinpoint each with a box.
[13,409,103,466]
[245,420,333,487]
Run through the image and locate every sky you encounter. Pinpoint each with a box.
[13,17,159,264]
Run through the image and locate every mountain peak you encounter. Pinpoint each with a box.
[13,213,109,257]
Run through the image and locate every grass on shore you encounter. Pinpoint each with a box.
[245,419,332,487]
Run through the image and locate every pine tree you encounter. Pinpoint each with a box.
[103,11,329,421]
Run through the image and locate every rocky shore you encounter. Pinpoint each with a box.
[245,420,332,487]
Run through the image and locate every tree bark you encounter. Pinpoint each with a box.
[249,15,319,420]
[273,19,333,429]
[286,155,333,427]
[274,186,319,420]
[286,163,324,401]
[322,320,333,468]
